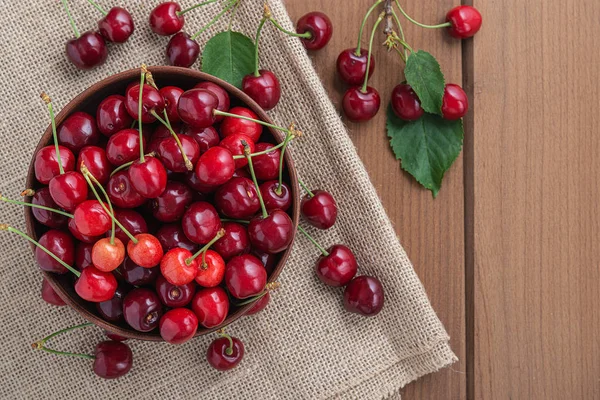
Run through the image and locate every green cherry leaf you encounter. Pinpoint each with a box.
[404,50,445,115]
[386,106,463,197]
[201,31,255,89]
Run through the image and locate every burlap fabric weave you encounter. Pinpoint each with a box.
[0,1,456,398]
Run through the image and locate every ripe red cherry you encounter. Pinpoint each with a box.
[96,284,127,322]
[296,11,333,50]
[160,247,198,285]
[214,177,260,219]
[248,210,294,254]
[36,230,74,274]
[252,143,281,181]
[391,84,424,121]
[66,31,108,70]
[160,308,198,344]
[157,134,200,172]
[125,84,165,123]
[123,288,163,331]
[128,157,168,198]
[166,32,199,67]
[68,217,102,244]
[207,336,244,370]
[106,208,148,244]
[191,287,229,328]
[184,125,219,153]
[75,242,93,270]
[149,181,193,222]
[92,237,125,272]
[98,7,134,43]
[220,107,262,142]
[75,266,118,302]
[31,187,69,229]
[336,48,375,86]
[57,111,100,153]
[127,233,163,268]
[34,145,75,185]
[77,146,113,185]
[446,5,482,39]
[316,245,357,287]
[246,292,270,315]
[160,86,184,122]
[342,86,381,122]
[149,1,184,35]
[194,82,230,122]
[194,146,235,186]
[73,200,110,236]
[156,223,198,253]
[97,95,133,137]
[184,171,218,193]
[177,89,218,128]
[219,134,255,169]
[260,181,292,212]
[182,201,221,244]
[225,254,267,299]
[41,279,66,306]
[156,275,195,307]
[119,256,160,286]
[106,128,144,166]
[242,70,281,111]
[93,341,133,379]
[301,190,337,229]
[212,222,250,261]
[343,275,384,316]
[107,171,146,208]
[49,171,88,212]
[195,250,225,287]
[441,83,469,120]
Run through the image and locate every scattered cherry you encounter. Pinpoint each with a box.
[316,245,357,287]
[93,341,133,379]
[296,11,333,50]
[166,32,200,67]
[191,287,229,328]
[66,32,108,70]
[41,279,66,306]
[242,70,281,111]
[343,275,384,317]
[57,112,100,153]
[123,288,163,332]
[206,334,244,370]
[98,7,135,43]
[159,308,198,344]
[336,48,375,86]
[225,254,267,299]
[446,5,482,39]
[342,86,381,122]
[391,84,424,121]
[441,83,469,120]
[97,95,133,136]
[149,2,184,36]
[156,275,195,307]
[301,190,337,229]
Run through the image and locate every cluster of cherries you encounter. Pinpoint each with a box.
[338,4,482,122]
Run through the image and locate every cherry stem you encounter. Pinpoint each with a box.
[85,0,107,16]
[297,225,329,257]
[234,282,279,306]
[214,110,288,132]
[220,218,250,224]
[185,228,225,266]
[395,0,451,29]
[0,224,81,277]
[191,0,238,40]
[297,178,314,197]
[0,195,74,218]
[32,322,94,360]
[253,18,268,77]
[269,17,311,39]
[362,12,385,93]
[217,330,234,356]
[231,140,287,160]
[41,93,64,176]
[110,152,156,177]
[138,67,146,164]
[275,131,293,195]
[177,0,219,16]
[151,111,194,171]
[227,0,241,30]
[61,0,80,38]
[244,141,268,219]
[391,9,408,60]
[356,0,383,55]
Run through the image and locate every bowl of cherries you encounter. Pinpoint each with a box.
[22,65,300,343]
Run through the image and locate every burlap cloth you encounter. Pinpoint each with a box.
[0,0,456,398]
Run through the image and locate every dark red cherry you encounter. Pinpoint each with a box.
[220,107,262,142]
[107,208,148,244]
[93,341,133,379]
[248,210,294,254]
[49,171,88,212]
[252,249,277,275]
[156,275,195,307]
[75,242,93,270]
[96,284,128,322]
[73,200,111,236]
[391,84,424,121]
[68,217,102,244]
[252,143,281,181]
[118,256,160,286]
[301,190,337,229]
[194,146,235,186]
[183,125,219,154]
[36,230,74,274]
[219,134,255,169]
[98,7,134,43]
[177,88,218,128]
[242,70,281,111]
[107,170,146,208]
[316,245,357,287]
[260,180,292,212]
[41,279,66,306]
[193,82,230,122]
[149,181,193,222]
[156,223,198,253]
[66,31,108,70]
[125,84,165,123]
[127,233,164,268]
[342,86,381,122]
[184,171,218,194]
[446,5,482,39]
[214,177,260,219]
[149,1,184,36]
[336,48,375,86]
[441,83,469,120]
[160,86,184,122]
[182,201,221,244]
[75,266,118,302]
[213,222,250,261]
[191,287,229,328]
[159,308,198,344]
[206,336,244,370]
[343,276,384,316]
[246,292,270,315]
[77,146,113,185]
[106,128,145,166]
[128,157,168,198]
[34,145,75,185]
[157,134,200,172]
[123,287,163,331]
[166,32,199,68]
[232,168,250,179]
[225,254,267,299]
[147,123,176,153]
[57,111,100,153]
[296,11,333,50]
[97,95,133,136]
[31,187,69,229]
[195,250,225,287]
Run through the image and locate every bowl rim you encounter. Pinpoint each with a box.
[25,66,300,341]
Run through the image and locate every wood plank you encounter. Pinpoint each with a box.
[284,1,466,398]
[472,0,600,397]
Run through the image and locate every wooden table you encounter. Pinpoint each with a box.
[286,0,600,398]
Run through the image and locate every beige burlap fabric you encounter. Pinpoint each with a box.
[0,1,455,398]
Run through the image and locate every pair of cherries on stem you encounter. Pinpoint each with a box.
[390,83,469,121]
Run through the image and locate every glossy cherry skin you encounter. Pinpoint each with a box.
[207,336,244,370]
[184,171,218,193]
[41,279,66,306]
[156,223,198,253]
[96,284,127,322]
[73,200,110,236]
[191,287,229,328]
[166,32,199,67]
[441,84,469,120]
[159,308,198,344]
[99,7,134,43]
[184,125,219,154]
[252,249,277,275]
[391,84,424,121]
[75,242,93,270]
[75,266,118,302]
[194,146,235,186]
[128,157,168,199]
[57,112,100,153]
[66,31,107,70]
[242,70,281,111]
[156,275,195,307]
[336,48,375,86]
[77,146,113,185]
[195,250,225,287]
[160,86,184,122]
[220,107,262,142]
[214,177,260,219]
[252,143,281,181]
[107,208,148,244]
[127,233,164,268]
[296,11,333,50]
[68,218,102,244]
[446,5,482,39]
[49,171,88,212]
[107,170,146,208]
[316,245,357,287]
[160,247,198,286]
[301,190,337,229]
[194,82,230,122]
[182,201,221,244]
[225,254,267,299]
[35,230,74,274]
[219,134,255,169]
[157,134,200,172]
[149,181,193,222]
[246,292,270,315]
[93,341,133,379]
[212,222,250,261]
[106,128,144,166]
[119,256,160,286]
[31,187,69,228]
[97,95,133,137]
[34,145,75,185]
[177,88,218,128]
[125,84,165,123]
[248,210,294,254]
[123,288,163,331]
[149,1,184,35]
[92,237,125,272]
[260,181,292,212]
[343,275,384,316]
[343,86,381,122]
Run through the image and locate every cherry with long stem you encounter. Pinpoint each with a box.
[176,0,219,17]
[191,0,239,40]
[298,178,314,198]
[32,323,94,359]
[185,228,225,268]
[61,0,80,38]
[362,13,385,94]
[41,93,64,176]
[275,129,294,195]
[0,195,74,219]
[244,141,268,219]
[85,0,107,16]
[137,67,146,164]
[109,152,156,177]
[395,0,451,30]
[355,0,383,56]
[297,225,329,257]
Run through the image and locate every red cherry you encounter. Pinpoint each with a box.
[149,181,193,222]
[225,254,267,299]
[77,146,113,185]
[252,249,277,275]
[195,250,225,287]
[184,171,218,194]
[446,5,482,39]
[391,84,424,121]
[97,95,133,137]
[441,83,469,120]
[49,171,88,212]
[31,187,69,229]
[125,84,165,123]
[96,284,127,322]
[193,82,230,122]
[220,107,262,142]
[248,210,294,254]
[106,208,148,244]
[336,48,375,86]
[127,233,164,268]
[119,256,160,286]
[160,247,197,285]
[34,145,75,185]
[301,190,337,229]
[343,275,384,316]
[41,279,66,306]
[191,287,229,328]
[75,266,118,302]
[246,292,270,315]
[68,217,103,244]
[128,157,168,199]
[182,201,221,244]
[160,86,184,122]
[107,170,146,208]
[159,308,198,344]
[219,134,255,169]
[242,70,281,111]
[93,341,133,379]
[92,237,125,272]
[177,88,218,128]
[342,86,381,122]
[156,223,198,253]
[106,128,145,166]
[73,200,110,236]
[296,11,333,50]
[206,336,244,370]
[214,177,260,219]
[166,32,199,68]
[149,1,184,36]
[194,146,235,186]
[123,288,163,331]
[57,112,100,153]
[316,245,357,286]
[157,134,200,172]
[212,222,250,261]
[260,181,292,212]
[66,31,107,70]
[156,275,195,307]
[98,7,134,43]
[184,125,219,154]
[252,143,281,181]
[36,230,74,274]
[75,242,93,270]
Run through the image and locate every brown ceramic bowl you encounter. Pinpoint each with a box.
[25,66,299,341]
